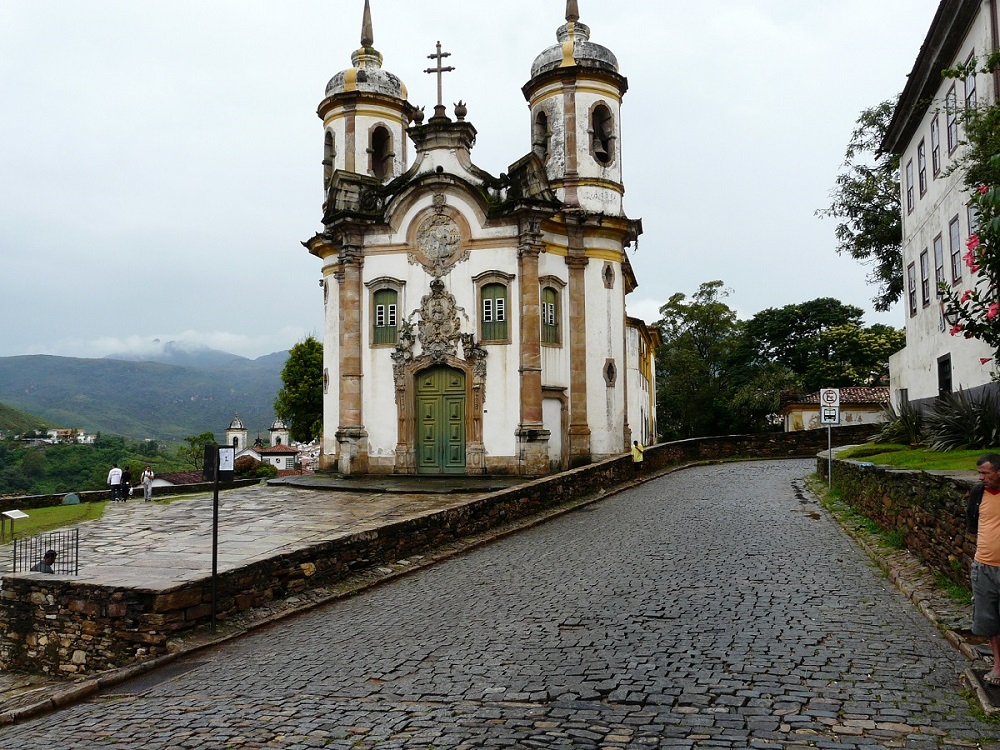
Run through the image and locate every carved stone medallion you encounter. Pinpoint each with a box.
[414,213,467,277]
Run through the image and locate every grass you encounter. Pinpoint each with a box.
[836,443,993,471]
[4,500,107,540]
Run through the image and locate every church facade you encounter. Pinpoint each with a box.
[306,1,657,476]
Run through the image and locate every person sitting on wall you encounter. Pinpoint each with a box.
[30,549,56,573]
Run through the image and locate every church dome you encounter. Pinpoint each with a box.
[270,418,288,430]
[325,1,407,100]
[530,4,618,78]
[228,414,245,430]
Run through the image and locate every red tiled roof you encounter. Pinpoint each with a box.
[793,387,890,406]
[257,444,298,455]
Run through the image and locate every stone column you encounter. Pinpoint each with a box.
[336,233,369,475]
[566,247,591,467]
[516,217,550,475]
[561,77,579,207]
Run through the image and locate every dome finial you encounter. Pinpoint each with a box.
[566,0,580,22]
[361,0,374,48]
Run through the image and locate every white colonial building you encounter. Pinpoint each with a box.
[884,0,999,409]
[305,1,657,476]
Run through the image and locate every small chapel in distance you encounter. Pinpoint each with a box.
[305,1,659,477]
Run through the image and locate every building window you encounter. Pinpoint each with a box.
[590,103,614,165]
[370,125,392,181]
[965,53,978,109]
[907,262,917,317]
[946,85,959,153]
[917,140,927,196]
[919,250,930,306]
[323,130,335,189]
[933,234,945,294]
[930,116,941,176]
[480,283,508,342]
[970,204,981,235]
[373,288,398,345]
[542,286,561,344]
[905,160,914,213]
[533,110,550,162]
[949,215,962,281]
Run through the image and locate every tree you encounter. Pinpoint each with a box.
[655,281,747,439]
[178,432,217,470]
[940,55,1000,363]
[817,100,903,312]
[274,336,323,443]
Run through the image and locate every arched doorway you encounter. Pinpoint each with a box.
[415,365,466,474]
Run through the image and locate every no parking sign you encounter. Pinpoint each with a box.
[820,388,840,425]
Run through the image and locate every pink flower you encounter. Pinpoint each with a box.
[980,184,990,195]
[968,233,981,251]
[950,323,964,335]
[964,249,980,270]
[961,289,973,303]
[989,303,1000,320]
[972,263,981,272]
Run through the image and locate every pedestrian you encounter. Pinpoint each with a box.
[631,440,644,477]
[30,549,56,573]
[967,452,1000,685]
[121,466,132,501]
[107,463,123,502]
[141,465,155,502]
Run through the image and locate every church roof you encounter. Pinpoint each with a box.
[530,1,619,79]
[325,0,407,100]
[257,444,299,455]
[227,414,245,430]
[270,418,288,430]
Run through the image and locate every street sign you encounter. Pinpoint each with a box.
[819,388,840,425]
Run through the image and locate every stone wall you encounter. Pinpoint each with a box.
[0,425,880,676]
[818,457,974,588]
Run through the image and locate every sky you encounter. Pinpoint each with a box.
[1,0,943,361]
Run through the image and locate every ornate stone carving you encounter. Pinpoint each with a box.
[390,319,416,387]
[460,333,488,384]
[413,212,469,277]
[416,279,464,362]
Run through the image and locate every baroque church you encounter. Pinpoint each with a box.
[306,0,658,476]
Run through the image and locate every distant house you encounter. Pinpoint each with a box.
[257,444,298,472]
[781,387,890,432]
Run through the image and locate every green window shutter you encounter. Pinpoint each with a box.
[373,289,398,345]
[481,283,507,341]
[542,287,559,344]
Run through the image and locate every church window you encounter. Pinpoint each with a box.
[370,125,392,181]
[533,110,550,162]
[602,263,615,289]
[946,85,958,153]
[590,104,614,165]
[481,283,508,342]
[542,286,561,345]
[930,116,940,176]
[373,288,398,345]
[949,215,962,281]
[323,131,335,189]
[603,359,617,387]
[906,262,917,317]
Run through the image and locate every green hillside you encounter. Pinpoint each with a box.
[0,352,288,442]
[0,403,52,434]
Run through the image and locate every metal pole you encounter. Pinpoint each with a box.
[211,448,220,633]
[827,425,833,490]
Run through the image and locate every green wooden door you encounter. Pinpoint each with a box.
[415,366,466,474]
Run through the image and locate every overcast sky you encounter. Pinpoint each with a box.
[2,0,941,360]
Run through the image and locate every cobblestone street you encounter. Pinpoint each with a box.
[2,460,996,749]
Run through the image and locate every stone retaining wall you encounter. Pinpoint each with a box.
[0,425,879,676]
[818,456,975,588]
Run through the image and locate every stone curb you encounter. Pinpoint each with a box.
[0,461,699,726]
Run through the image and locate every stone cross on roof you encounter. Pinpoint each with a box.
[424,41,455,119]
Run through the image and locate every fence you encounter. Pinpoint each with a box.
[12,528,79,575]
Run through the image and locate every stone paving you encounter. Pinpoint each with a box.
[1,459,997,748]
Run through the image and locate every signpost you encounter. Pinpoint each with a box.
[819,388,840,488]
[208,446,235,633]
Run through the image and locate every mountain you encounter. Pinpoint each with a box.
[104,341,247,369]
[0,351,289,442]
[0,403,52,434]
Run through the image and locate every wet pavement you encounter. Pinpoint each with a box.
[1,460,997,748]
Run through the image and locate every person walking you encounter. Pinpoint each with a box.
[107,463,123,502]
[120,466,132,502]
[631,440,644,477]
[141,465,155,502]
[967,453,1000,685]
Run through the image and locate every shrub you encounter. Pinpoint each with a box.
[924,388,1000,451]
[234,455,277,479]
[872,398,923,445]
